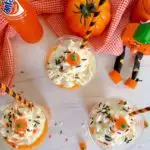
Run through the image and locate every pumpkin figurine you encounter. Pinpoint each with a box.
[109,0,150,89]
[65,0,111,37]
[131,0,150,22]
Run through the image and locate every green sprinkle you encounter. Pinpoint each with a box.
[16,124,21,128]
[71,54,76,61]
[121,124,126,129]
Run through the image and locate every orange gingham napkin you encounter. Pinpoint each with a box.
[0,0,135,94]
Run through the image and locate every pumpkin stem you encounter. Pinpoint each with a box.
[80,3,95,17]
[74,0,96,25]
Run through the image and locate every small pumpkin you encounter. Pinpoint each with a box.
[65,0,111,37]
[131,0,150,22]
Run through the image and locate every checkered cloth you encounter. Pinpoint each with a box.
[0,0,135,93]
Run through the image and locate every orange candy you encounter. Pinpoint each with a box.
[115,116,128,131]
[15,119,27,133]
[33,129,37,134]
[67,53,80,66]
[80,141,87,150]
[89,127,95,135]
[119,100,125,105]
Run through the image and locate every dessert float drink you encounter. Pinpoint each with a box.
[45,36,96,89]
[89,99,144,149]
[0,102,49,149]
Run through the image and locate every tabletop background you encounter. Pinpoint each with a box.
[0,18,150,150]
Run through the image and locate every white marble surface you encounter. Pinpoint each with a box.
[0,18,150,150]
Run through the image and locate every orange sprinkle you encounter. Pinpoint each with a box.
[7,141,16,148]
[5,122,10,127]
[89,127,95,135]
[110,128,116,134]
[110,116,115,121]
[19,133,25,137]
[119,100,125,105]
[80,141,87,150]
[33,129,37,134]
[66,53,80,66]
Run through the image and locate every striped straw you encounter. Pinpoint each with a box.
[0,83,34,108]
[129,107,150,116]
[80,0,106,48]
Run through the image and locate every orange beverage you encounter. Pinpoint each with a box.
[131,0,150,22]
[0,0,43,43]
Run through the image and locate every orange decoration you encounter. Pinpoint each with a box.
[67,53,80,66]
[33,129,37,134]
[110,116,115,122]
[109,70,122,84]
[19,133,25,137]
[115,116,128,131]
[119,100,125,105]
[110,128,116,134]
[80,141,87,150]
[131,0,150,22]
[65,0,111,37]
[14,119,27,133]
[125,78,137,89]
[89,127,95,134]
[5,122,10,127]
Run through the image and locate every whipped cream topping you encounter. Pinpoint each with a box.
[89,100,137,148]
[46,39,96,88]
[0,102,46,148]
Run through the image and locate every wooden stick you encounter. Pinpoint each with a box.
[80,0,106,48]
[129,107,150,116]
[0,83,34,108]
